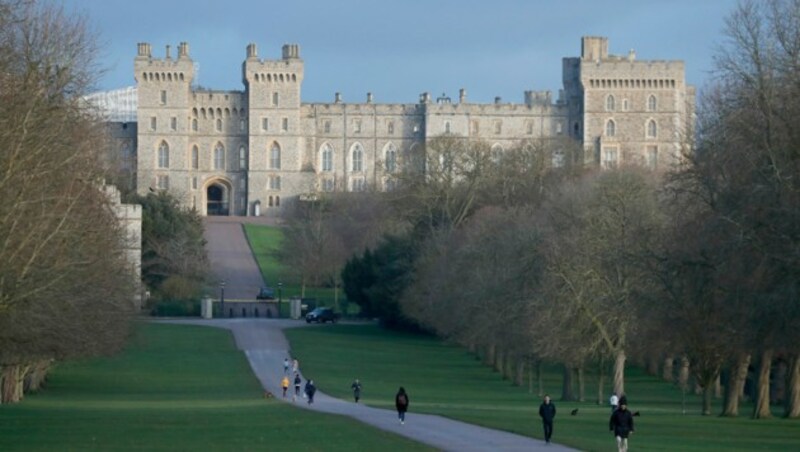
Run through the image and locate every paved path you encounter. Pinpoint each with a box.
[203,217,267,300]
[162,318,575,452]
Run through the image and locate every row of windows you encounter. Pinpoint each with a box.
[589,79,676,89]
[253,73,297,83]
[319,119,403,135]
[316,118,563,137]
[604,119,658,138]
[191,107,246,118]
[156,141,256,170]
[605,94,657,112]
[318,142,398,174]
[261,117,290,132]
[143,72,185,83]
[602,145,659,170]
[150,116,248,133]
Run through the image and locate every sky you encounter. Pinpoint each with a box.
[60,0,739,104]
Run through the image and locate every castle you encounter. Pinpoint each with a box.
[106,36,694,216]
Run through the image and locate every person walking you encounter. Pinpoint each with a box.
[283,357,290,374]
[538,394,556,444]
[609,392,619,413]
[351,379,362,403]
[609,396,634,452]
[395,387,409,424]
[281,375,290,398]
[293,373,302,402]
[292,358,299,374]
[304,379,317,405]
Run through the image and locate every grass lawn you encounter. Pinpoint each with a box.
[285,324,800,451]
[0,323,433,452]
[243,224,349,314]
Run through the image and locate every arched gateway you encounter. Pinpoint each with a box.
[205,178,232,216]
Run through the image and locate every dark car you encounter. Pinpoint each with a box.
[305,307,339,323]
[256,286,275,300]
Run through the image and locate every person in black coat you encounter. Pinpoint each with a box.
[395,387,409,424]
[538,394,556,444]
[609,396,634,452]
[304,379,316,405]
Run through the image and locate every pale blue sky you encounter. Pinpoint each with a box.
[61,0,738,103]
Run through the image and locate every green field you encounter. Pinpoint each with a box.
[243,224,347,313]
[286,324,800,451]
[0,323,432,451]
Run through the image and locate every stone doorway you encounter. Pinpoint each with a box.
[206,182,230,216]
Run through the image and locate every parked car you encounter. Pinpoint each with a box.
[305,307,339,323]
[256,286,275,300]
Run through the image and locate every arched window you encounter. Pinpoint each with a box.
[606,95,615,111]
[239,145,247,170]
[606,119,616,137]
[444,121,451,134]
[191,145,199,169]
[385,143,397,173]
[191,118,198,131]
[491,143,504,163]
[321,143,333,172]
[648,95,657,112]
[351,143,364,172]
[270,143,281,169]
[158,141,169,168]
[647,119,657,138]
[214,143,225,170]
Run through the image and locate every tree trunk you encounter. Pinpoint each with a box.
[702,383,714,416]
[753,349,773,419]
[494,349,504,375]
[561,365,575,401]
[536,360,543,396]
[662,356,674,382]
[613,350,626,396]
[678,356,690,390]
[577,367,585,402]
[784,353,800,418]
[714,374,722,399]
[722,352,750,417]
[484,343,496,367]
[597,362,605,405]
[26,360,52,393]
[1,365,24,404]
[515,359,525,387]
[647,355,659,376]
[504,353,515,381]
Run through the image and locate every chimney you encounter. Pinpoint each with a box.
[459,88,466,103]
[335,92,342,103]
[165,45,171,60]
[137,42,152,58]
[247,43,258,59]
[178,42,190,58]
[494,96,502,104]
[367,92,373,103]
[420,92,431,104]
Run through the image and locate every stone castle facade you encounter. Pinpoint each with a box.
[116,36,693,216]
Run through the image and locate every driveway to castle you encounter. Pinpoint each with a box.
[203,217,273,300]
[162,318,575,452]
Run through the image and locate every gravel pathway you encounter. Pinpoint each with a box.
[161,318,576,452]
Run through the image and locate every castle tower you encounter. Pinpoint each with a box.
[243,43,307,215]
[570,36,694,170]
[134,42,195,200]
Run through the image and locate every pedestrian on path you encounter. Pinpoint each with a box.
[538,394,556,444]
[283,357,290,374]
[610,396,634,452]
[609,392,619,413]
[292,358,299,373]
[351,379,362,403]
[305,379,317,405]
[281,375,289,398]
[293,373,302,402]
[395,387,409,424]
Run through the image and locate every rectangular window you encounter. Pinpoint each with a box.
[526,121,534,135]
[388,121,394,135]
[556,122,563,135]
[324,120,331,133]
[602,147,619,170]
[239,178,246,190]
[281,117,288,132]
[354,119,362,133]
[444,121,451,134]
[471,120,479,134]
[272,92,279,106]
[150,116,157,131]
[352,178,365,192]
[239,147,247,170]
[240,119,246,132]
[160,90,167,104]
[191,177,197,190]
[269,176,281,190]
[322,178,334,192]
[494,121,502,135]
[170,117,177,131]
[262,118,269,131]
[157,175,169,190]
